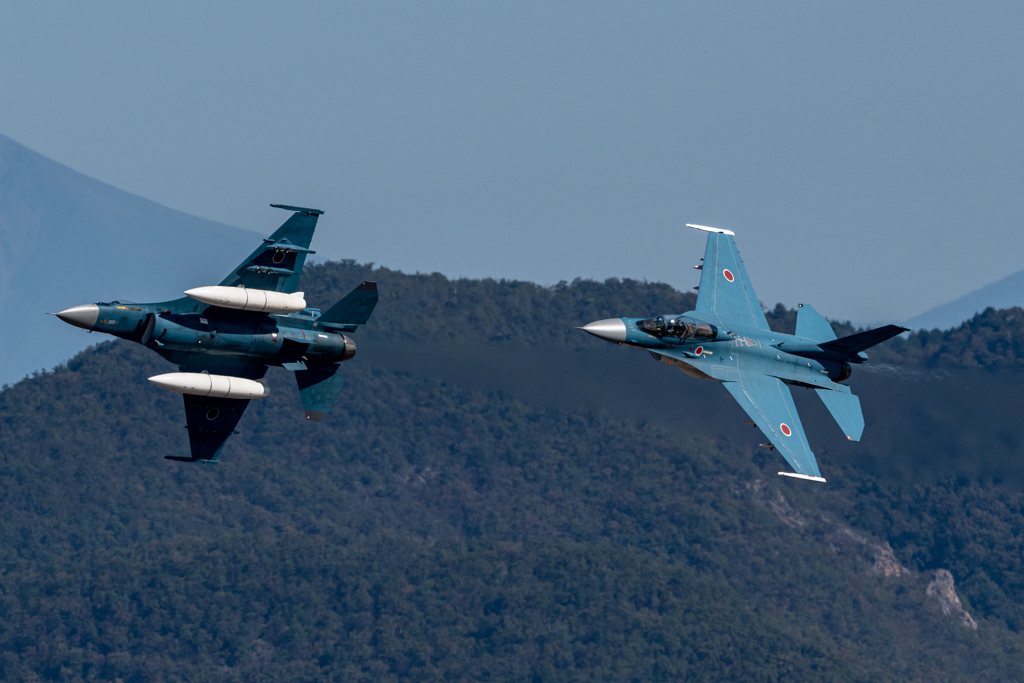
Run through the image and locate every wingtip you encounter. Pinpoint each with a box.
[778,472,827,483]
[686,223,735,236]
[270,203,324,215]
[164,455,219,464]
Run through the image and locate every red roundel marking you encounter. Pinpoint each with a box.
[723,268,734,282]
[694,346,703,355]
[780,423,792,437]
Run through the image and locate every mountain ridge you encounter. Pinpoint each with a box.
[906,267,1024,331]
[0,132,256,384]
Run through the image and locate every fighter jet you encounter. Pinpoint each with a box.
[581,224,907,482]
[54,204,377,464]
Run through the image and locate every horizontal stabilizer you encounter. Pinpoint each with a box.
[295,364,345,421]
[820,324,908,355]
[320,281,378,326]
[815,389,864,441]
[795,304,837,342]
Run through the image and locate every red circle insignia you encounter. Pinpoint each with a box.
[723,269,735,282]
[694,346,703,355]
[780,423,792,437]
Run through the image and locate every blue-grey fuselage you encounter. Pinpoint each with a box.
[68,300,356,369]
[600,314,858,389]
[581,225,907,483]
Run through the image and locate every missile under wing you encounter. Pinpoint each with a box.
[581,224,907,483]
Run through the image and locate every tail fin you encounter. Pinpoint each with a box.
[815,389,864,441]
[795,304,837,342]
[319,281,378,328]
[820,324,908,355]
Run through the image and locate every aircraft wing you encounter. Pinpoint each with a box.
[688,224,771,332]
[218,205,322,294]
[722,374,825,481]
[165,360,268,463]
[167,394,254,463]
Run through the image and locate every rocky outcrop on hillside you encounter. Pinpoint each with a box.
[826,526,910,578]
[927,569,978,630]
[743,480,911,579]
[745,482,982,630]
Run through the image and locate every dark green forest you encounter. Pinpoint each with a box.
[2,260,1024,681]
[306,259,1024,368]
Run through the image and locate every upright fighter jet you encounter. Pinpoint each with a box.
[581,224,906,482]
[54,204,377,464]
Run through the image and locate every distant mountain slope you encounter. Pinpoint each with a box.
[906,268,1024,331]
[0,133,256,385]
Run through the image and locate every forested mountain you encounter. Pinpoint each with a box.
[308,258,1024,370]
[2,262,1024,681]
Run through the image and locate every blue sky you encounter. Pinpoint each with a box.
[2,1,1022,323]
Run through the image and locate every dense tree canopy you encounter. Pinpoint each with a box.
[0,261,1022,681]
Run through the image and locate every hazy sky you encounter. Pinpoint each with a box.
[2,1,1022,323]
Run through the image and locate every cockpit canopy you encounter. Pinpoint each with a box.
[636,315,717,341]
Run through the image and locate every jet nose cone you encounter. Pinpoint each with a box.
[581,318,628,342]
[55,304,99,331]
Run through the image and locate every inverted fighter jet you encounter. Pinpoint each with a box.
[581,224,906,483]
[54,204,377,463]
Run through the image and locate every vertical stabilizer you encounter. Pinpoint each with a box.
[321,281,378,326]
[815,389,864,441]
[795,304,837,342]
